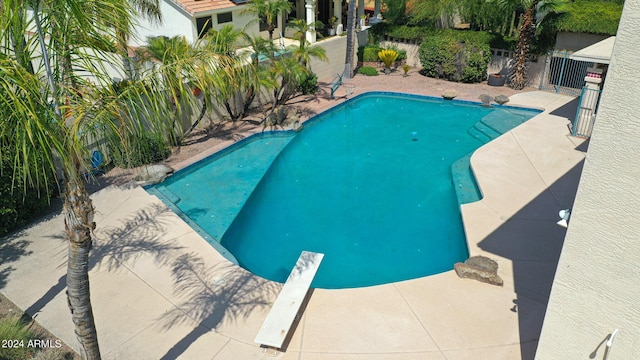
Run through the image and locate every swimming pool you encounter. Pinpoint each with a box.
[148,92,541,289]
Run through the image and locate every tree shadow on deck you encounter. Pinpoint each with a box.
[158,252,281,359]
[21,202,185,318]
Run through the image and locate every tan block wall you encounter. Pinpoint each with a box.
[309,35,349,82]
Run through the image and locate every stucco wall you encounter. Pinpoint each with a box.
[535,0,640,358]
[131,1,196,47]
[131,3,271,48]
[309,35,348,82]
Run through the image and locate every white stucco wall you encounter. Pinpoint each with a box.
[131,1,196,47]
[131,2,283,48]
[535,0,640,358]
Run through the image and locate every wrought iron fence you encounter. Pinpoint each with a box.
[539,51,593,96]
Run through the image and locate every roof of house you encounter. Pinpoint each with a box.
[170,0,240,15]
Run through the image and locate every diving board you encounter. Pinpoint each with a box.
[255,251,324,349]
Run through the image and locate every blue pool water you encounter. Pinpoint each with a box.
[148,92,540,289]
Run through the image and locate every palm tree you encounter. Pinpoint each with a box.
[286,18,328,68]
[495,0,567,89]
[268,54,309,109]
[243,0,293,41]
[1,3,125,357]
[201,28,272,122]
[1,1,234,359]
[137,35,209,145]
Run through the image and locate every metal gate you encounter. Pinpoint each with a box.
[573,87,602,138]
[539,51,593,96]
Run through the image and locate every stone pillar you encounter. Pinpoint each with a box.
[333,0,342,24]
[305,0,317,43]
[574,67,603,136]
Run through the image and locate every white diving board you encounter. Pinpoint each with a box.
[254,251,324,349]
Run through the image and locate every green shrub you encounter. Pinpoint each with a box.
[419,29,492,83]
[362,46,382,62]
[0,151,53,236]
[108,132,170,169]
[397,49,407,61]
[0,316,72,360]
[0,316,37,360]
[357,66,379,76]
[297,72,319,95]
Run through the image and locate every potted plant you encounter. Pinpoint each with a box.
[328,16,338,36]
[359,14,366,29]
[488,73,506,87]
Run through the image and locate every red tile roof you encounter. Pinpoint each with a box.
[170,0,240,15]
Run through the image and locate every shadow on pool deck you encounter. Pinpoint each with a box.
[157,253,280,359]
[478,157,586,359]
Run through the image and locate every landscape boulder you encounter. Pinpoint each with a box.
[442,89,457,100]
[454,255,503,286]
[494,94,510,105]
[135,164,174,185]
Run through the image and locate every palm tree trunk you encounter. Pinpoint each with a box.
[344,0,357,78]
[64,170,101,360]
[510,8,534,90]
[33,6,101,357]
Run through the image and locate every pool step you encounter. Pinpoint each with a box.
[473,121,502,141]
[156,186,181,204]
[467,127,492,144]
[480,109,529,134]
[451,153,482,204]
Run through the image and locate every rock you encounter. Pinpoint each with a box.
[135,164,174,185]
[285,111,301,130]
[454,255,503,286]
[494,95,510,105]
[442,90,457,100]
[479,94,493,107]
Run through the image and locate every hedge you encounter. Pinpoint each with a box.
[555,0,622,35]
[418,29,492,83]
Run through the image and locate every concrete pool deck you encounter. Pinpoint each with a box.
[0,86,586,359]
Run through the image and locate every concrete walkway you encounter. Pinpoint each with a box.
[0,91,586,360]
